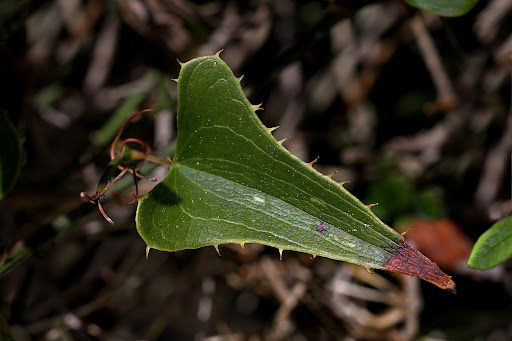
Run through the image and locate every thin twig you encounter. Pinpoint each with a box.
[0,142,176,278]
[410,14,456,111]
[475,106,512,209]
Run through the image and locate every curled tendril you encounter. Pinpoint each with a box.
[81,109,160,224]
[116,138,156,182]
[110,109,157,179]
[80,166,132,224]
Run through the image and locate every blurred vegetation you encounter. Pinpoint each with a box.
[1,0,512,340]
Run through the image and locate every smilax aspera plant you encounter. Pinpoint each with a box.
[125,52,455,293]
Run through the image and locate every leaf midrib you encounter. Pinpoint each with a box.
[174,161,396,256]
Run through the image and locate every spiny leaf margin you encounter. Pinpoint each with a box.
[136,54,455,293]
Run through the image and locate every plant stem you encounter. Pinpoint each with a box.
[0,203,95,278]
[0,142,176,278]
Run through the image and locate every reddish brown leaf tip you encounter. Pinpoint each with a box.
[383,241,456,294]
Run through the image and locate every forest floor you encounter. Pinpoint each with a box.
[1,0,512,340]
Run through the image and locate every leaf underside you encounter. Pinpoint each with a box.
[136,54,455,293]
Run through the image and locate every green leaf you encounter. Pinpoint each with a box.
[0,110,22,199]
[467,216,512,270]
[136,54,455,292]
[406,0,479,17]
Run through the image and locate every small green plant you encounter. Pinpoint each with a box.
[134,53,455,293]
[468,216,512,270]
[406,0,480,17]
[467,156,512,270]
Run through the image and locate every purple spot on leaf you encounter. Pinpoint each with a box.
[314,221,329,235]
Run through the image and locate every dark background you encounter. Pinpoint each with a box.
[1,0,512,340]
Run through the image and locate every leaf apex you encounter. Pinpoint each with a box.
[383,241,456,293]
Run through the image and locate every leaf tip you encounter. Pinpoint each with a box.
[383,241,456,293]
